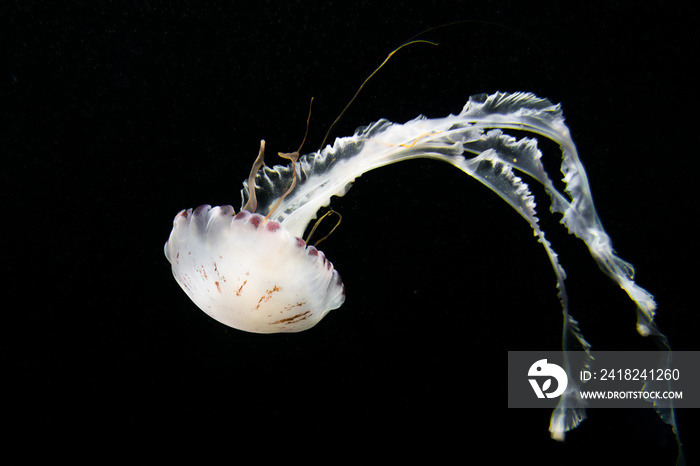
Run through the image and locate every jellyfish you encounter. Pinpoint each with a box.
[164,91,679,448]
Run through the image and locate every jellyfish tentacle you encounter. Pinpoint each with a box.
[252,91,656,339]
[448,144,591,439]
[242,140,267,214]
[318,39,438,151]
[264,150,300,220]
[305,209,342,247]
[238,91,674,441]
[459,93,660,339]
[243,94,658,342]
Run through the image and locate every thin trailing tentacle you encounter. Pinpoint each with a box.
[242,140,267,214]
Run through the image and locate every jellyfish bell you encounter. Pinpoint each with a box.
[165,136,346,334]
[164,205,345,334]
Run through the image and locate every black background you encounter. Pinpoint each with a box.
[4,1,698,464]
